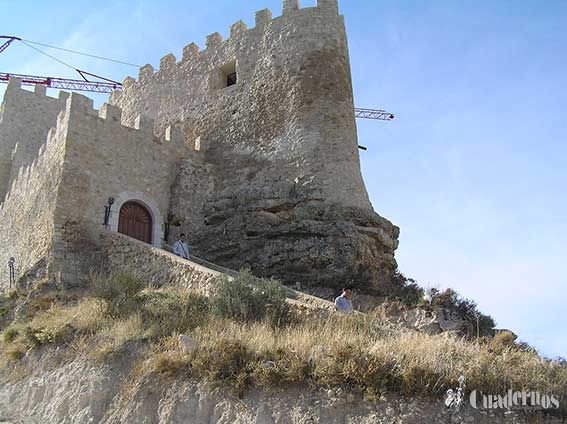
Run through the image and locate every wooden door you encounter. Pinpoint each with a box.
[118,201,153,244]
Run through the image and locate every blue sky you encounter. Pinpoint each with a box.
[1,0,565,358]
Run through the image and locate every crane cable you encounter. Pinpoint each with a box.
[17,38,142,68]
[13,38,139,84]
[18,39,78,72]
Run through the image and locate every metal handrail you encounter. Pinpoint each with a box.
[162,243,240,278]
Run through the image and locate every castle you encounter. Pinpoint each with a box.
[0,0,399,291]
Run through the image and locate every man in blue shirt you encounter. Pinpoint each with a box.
[173,233,190,260]
[334,287,354,313]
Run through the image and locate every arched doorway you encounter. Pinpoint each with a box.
[118,201,153,244]
[109,192,164,248]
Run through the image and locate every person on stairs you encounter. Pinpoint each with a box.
[334,287,354,314]
[173,233,191,260]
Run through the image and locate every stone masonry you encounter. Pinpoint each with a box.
[0,0,399,291]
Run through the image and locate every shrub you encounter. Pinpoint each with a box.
[253,348,311,387]
[91,274,146,317]
[2,326,20,343]
[0,295,14,320]
[32,324,74,345]
[191,338,254,396]
[93,314,145,359]
[4,342,27,361]
[211,270,291,327]
[0,291,18,333]
[6,289,21,300]
[151,339,192,378]
[136,291,210,337]
[374,271,424,307]
[426,288,496,337]
[387,271,424,306]
[491,330,517,353]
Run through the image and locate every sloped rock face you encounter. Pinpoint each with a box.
[191,178,399,288]
[0,352,558,424]
[374,302,470,336]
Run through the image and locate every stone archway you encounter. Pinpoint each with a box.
[108,191,164,248]
[118,201,153,244]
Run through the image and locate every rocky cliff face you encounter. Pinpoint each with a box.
[0,350,558,424]
[191,180,399,288]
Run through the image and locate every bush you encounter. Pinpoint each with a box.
[2,326,20,343]
[490,330,517,353]
[0,292,18,332]
[211,270,291,327]
[191,338,254,396]
[91,274,146,317]
[4,343,27,361]
[33,324,74,345]
[91,274,211,341]
[0,296,13,320]
[137,291,210,337]
[426,288,496,337]
[387,272,424,306]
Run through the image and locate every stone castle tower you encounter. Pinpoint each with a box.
[0,0,399,290]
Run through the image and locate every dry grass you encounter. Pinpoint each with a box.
[141,313,567,409]
[0,275,565,417]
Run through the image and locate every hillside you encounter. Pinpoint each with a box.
[0,271,565,423]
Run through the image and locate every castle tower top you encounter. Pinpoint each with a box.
[317,0,339,13]
[282,0,300,14]
[283,0,339,14]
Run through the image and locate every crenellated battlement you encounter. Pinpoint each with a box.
[230,20,247,38]
[61,92,188,150]
[121,0,340,91]
[0,83,189,213]
[4,77,70,104]
[282,0,300,14]
[255,9,273,27]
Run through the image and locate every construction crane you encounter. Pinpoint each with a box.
[0,71,121,93]
[0,35,394,149]
[0,36,20,54]
[355,108,394,121]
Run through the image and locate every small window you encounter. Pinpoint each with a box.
[220,61,237,89]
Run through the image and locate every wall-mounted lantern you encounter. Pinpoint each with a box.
[103,197,115,228]
[8,257,15,288]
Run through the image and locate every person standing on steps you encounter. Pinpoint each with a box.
[334,287,354,313]
[173,233,191,260]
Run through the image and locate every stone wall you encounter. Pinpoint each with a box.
[110,0,400,290]
[48,93,193,286]
[100,230,337,314]
[0,86,199,289]
[0,99,69,289]
[99,231,222,295]
[0,79,67,201]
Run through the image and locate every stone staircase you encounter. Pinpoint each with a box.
[100,231,335,313]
